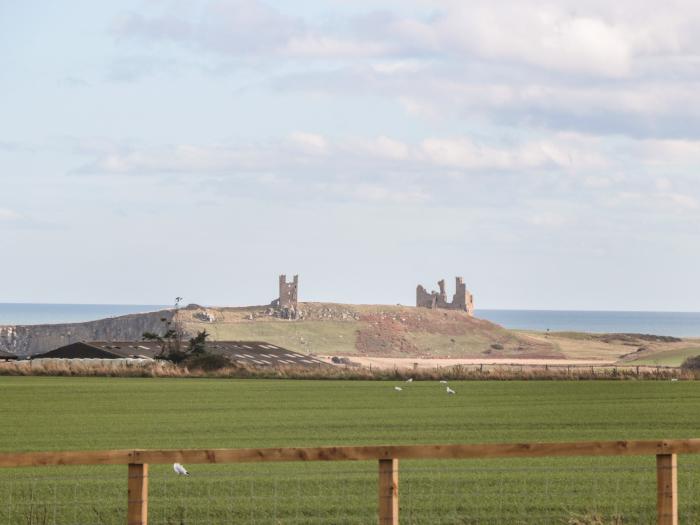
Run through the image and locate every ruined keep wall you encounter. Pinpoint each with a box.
[416,276,474,315]
[452,277,475,315]
[416,285,438,309]
[278,274,298,309]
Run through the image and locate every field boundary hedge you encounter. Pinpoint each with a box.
[0,359,689,380]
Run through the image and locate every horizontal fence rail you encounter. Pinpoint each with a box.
[3,439,700,468]
[1,439,697,524]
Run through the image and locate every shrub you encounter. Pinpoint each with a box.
[187,330,209,354]
[162,350,188,364]
[681,355,700,370]
[185,353,232,371]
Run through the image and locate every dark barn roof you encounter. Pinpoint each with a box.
[33,340,328,368]
[85,341,162,358]
[33,341,161,360]
[205,341,328,368]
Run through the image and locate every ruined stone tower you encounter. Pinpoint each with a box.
[277,274,298,309]
[416,276,474,315]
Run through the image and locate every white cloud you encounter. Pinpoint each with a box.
[350,136,410,161]
[0,209,21,221]
[370,60,426,74]
[113,0,700,74]
[583,176,613,189]
[419,7,634,77]
[110,1,700,138]
[341,183,430,204]
[418,137,607,171]
[79,144,280,174]
[398,97,437,119]
[665,193,699,209]
[76,132,614,180]
[527,211,568,227]
[604,190,699,213]
[655,178,672,191]
[288,132,328,154]
[284,36,389,58]
[113,0,301,55]
[643,139,700,163]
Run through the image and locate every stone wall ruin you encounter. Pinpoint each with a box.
[278,274,298,308]
[416,276,474,315]
[270,274,299,319]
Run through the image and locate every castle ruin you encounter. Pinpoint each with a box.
[270,274,299,318]
[277,274,298,308]
[416,277,474,315]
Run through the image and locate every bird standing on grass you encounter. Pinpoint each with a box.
[394,386,403,391]
[446,386,456,395]
[439,380,447,384]
[406,378,413,383]
[173,463,190,476]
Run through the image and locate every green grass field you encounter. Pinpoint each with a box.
[2,377,700,524]
[203,320,360,355]
[623,345,700,366]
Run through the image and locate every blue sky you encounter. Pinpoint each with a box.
[1,0,699,310]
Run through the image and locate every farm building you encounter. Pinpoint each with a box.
[205,341,328,368]
[32,340,328,368]
[0,349,18,361]
[32,341,161,360]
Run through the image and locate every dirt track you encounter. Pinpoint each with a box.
[319,356,617,370]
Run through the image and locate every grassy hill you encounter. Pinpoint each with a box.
[175,303,700,364]
[176,302,561,359]
[522,330,700,366]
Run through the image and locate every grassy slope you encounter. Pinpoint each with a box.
[623,344,700,366]
[178,303,558,359]
[204,320,359,355]
[516,330,632,361]
[178,303,697,364]
[2,377,700,523]
[519,331,700,365]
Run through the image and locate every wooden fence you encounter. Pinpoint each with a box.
[2,438,699,524]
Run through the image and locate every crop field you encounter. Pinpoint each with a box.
[2,377,700,523]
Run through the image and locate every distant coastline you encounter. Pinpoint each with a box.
[476,309,700,338]
[0,303,168,326]
[1,303,699,337]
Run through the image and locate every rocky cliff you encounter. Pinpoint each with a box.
[0,310,174,356]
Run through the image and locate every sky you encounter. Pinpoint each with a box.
[1,0,699,311]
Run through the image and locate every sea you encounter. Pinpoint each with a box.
[0,303,168,326]
[0,303,699,337]
[475,309,700,338]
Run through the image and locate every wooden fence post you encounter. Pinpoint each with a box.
[657,454,677,525]
[378,458,399,525]
[127,463,148,525]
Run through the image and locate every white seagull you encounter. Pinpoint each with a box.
[446,387,456,395]
[439,380,447,384]
[394,386,403,391]
[173,463,190,476]
[406,378,413,383]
